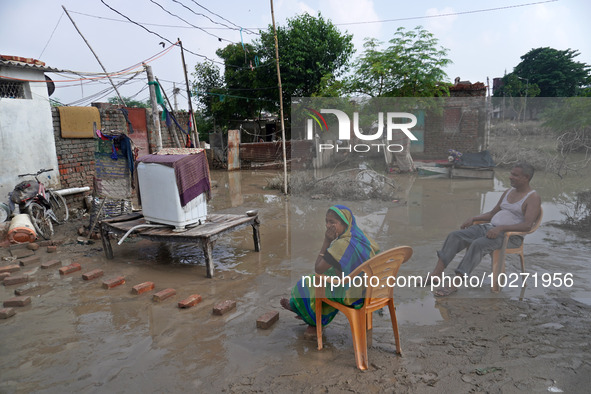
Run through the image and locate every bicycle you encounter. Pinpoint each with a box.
[9,168,69,239]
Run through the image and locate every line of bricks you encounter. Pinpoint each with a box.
[2,244,279,328]
[1,244,70,319]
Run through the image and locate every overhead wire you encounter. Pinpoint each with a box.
[171,0,251,34]
[63,70,144,106]
[97,1,272,70]
[68,9,253,31]
[100,0,234,68]
[124,83,150,101]
[0,40,177,83]
[188,0,259,35]
[147,0,233,44]
[334,0,559,26]
[38,10,65,59]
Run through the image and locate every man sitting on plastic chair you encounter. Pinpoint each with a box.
[427,162,542,296]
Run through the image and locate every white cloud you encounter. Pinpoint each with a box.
[321,0,381,53]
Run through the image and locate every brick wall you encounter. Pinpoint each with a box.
[52,108,96,209]
[51,106,190,210]
[423,108,482,156]
[422,85,488,157]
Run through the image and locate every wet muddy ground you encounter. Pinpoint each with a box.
[1,168,590,393]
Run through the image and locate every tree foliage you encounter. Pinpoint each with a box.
[494,73,541,99]
[346,26,452,97]
[107,96,150,108]
[512,47,590,97]
[191,61,224,118]
[214,43,268,121]
[257,12,354,100]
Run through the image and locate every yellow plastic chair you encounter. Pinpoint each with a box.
[476,207,543,291]
[314,246,413,370]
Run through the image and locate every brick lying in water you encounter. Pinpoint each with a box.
[132,282,155,295]
[153,288,176,302]
[82,269,104,281]
[102,276,125,289]
[3,274,28,286]
[213,300,236,315]
[256,310,279,329]
[19,256,41,266]
[41,260,61,269]
[14,283,43,296]
[59,263,81,275]
[0,308,16,319]
[3,296,31,307]
[0,264,21,274]
[178,294,202,308]
[10,249,34,259]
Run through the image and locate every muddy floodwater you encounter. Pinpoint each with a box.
[1,168,590,393]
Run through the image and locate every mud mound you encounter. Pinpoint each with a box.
[267,169,399,201]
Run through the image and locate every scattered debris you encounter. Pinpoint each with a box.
[267,169,399,201]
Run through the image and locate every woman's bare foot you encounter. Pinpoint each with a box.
[303,325,318,340]
[280,297,292,312]
[280,297,303,320]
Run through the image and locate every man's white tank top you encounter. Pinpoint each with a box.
[490,188,536,227]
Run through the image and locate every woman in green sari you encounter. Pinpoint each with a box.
[281,205,380,335]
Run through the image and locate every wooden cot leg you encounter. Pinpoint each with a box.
[252,218,261,252]
[203,241,214,278]
[100,223,114,259]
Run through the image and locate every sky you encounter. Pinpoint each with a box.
[1,0,590,109]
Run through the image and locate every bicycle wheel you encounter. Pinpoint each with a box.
[27,202,54,240]
[48,190,69,224]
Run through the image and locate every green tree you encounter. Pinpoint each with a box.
[214,43,268,121]
[191,61,224,118]
[347,26,452,97]
[512,47,591,97]
[493,73,541,120]
[107,96,150,108]
[494,73,540,98]
[257,12,354,101]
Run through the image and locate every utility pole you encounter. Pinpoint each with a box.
[173,82,179,111]
[62,6,126,107]
[179,38,200,147]
[144,64,163,152]
[156,76,182,148]
[516,76,529,122]
[270,0,288,195]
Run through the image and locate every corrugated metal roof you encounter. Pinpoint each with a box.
[0,55,63,73]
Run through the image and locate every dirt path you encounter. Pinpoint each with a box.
[223,297,591,393]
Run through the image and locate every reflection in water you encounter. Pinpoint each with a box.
[228,171,243,207]
[137,241,249,273]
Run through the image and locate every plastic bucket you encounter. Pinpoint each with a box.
[0,202,10,222]
[8,214,37,243]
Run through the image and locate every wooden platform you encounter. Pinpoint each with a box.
[99,212,260,278]
[450,166,495,179]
